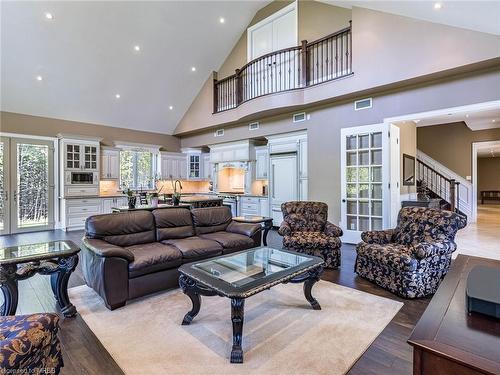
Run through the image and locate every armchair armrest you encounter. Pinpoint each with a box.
[412,240,457,259]
[361,229,395,245]
[278,222,292,236]
[324,221,343,237]
[82,238,134,262]
[226,221,261,237]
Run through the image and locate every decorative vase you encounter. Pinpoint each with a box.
[151,197,158,208]
[172,196,180,206]
[128,196,136,209]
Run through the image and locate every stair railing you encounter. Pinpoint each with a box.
[417,159,460,213]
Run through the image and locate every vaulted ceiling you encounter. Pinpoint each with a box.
[2,1,499,136]
[1,1,269,134]
[323,1,500,35]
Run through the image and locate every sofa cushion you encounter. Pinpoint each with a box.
[191,206,232,235]
[153,208,194,241]
[125,242,183,278]
[85,211,156,247]
[283,232,341,250]
[356,242,417,272]
[199,231,254,252]
[162,237,223,260]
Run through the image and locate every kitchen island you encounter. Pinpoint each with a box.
[179,195,223,209]
[111,204,191,212]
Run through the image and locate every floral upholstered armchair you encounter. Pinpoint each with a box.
[0,313,63,374]
[278,201,343,268]
[355,206,467,298]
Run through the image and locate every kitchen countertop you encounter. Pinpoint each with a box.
[179,195,223,203]
[112,204,191,212]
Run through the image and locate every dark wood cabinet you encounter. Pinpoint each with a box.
[408,255,500,375]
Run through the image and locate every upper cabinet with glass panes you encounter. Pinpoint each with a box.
[62,140,99,172]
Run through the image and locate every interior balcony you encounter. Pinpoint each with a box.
[213,23,353,115]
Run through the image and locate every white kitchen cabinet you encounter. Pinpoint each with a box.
[63,142,99,171]
[203,154,212,180]
[101,196,127,213]
[239,196,270,218]
[255,146,269,180]
[160,152,188,180]
[61,197,101,231]
[209,140,256,163]
[101,148,120,179]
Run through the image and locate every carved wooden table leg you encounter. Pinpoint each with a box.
[288,265,323,310]
[179,275,202,325]
[303,267,322,310]
[50,255,79,317]
[0,264,19,316]
[230,298,245,363]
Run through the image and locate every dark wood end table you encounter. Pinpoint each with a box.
[232,216,273,246]
[408,255,500,374]
[0,240,80,318]
[178,247,323,363]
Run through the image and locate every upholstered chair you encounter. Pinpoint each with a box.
[0,313,63,374]
[278,201,343,268]
[355,207,467,299]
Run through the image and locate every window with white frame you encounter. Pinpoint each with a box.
[119,150,155,189]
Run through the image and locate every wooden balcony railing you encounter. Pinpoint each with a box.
[213,22,352,113]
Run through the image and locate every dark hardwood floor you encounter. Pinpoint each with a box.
[0,229,430,374]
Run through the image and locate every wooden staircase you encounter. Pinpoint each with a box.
[416,158,463,216]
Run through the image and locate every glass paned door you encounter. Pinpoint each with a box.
[341,124,397,244]
[0,137,10,235]
[11,138,54,233]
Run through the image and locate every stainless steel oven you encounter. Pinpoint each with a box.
[66,171,98,185]
[217,193,238,217]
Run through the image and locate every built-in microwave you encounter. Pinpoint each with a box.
[65,171,98,185]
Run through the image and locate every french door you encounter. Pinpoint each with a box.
[340,124,400,244]
[0,136,55,235]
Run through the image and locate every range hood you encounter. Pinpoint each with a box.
[219,161,248,170]
[208,140,256,163]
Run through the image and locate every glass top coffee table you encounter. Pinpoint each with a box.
[178,247,324,363]
[0,240,80,317]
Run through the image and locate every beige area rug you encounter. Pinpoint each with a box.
[69,281,402,375]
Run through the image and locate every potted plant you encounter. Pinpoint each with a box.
[123,188,136,209]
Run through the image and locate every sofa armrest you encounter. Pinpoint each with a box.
[361,229,395,245]
[82,238,134,262]
[226,221,261,237]
[278,222,292,236]
[324,221,343,237]
[412,240,457,259]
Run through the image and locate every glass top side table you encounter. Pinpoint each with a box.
[0,240,80,317]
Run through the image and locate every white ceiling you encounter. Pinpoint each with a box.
[416,108,500,131]
[2,1,499,136]
[0,1,268,135]
[322,1,500,35]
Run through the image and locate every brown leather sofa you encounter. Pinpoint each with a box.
[81,206,261,310]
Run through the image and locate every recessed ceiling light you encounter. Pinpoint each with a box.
[465,114,469,118]
[434,2,442,9]
[115,94,121,99]
[169,106,173,110]
[36,75,43,81]
[134,45,141,52]
[191,67,196,72]
[45,12,53,20]
[493,119,497,123]
[219,17,225,24]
